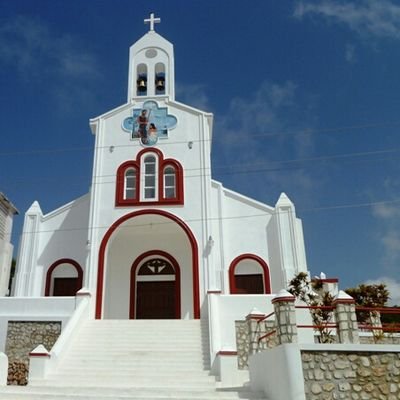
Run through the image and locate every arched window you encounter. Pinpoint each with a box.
[143,155,157,200]
[115,149,184,206]
[124,168,137,200]
[163,165,176,199]
[229,254,271,295]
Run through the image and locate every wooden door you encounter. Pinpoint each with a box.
[53,277,79,296]
[235,274,264,294]
[136,281,176,319]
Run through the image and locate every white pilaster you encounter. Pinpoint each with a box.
[13,201,42,296]
[274,193,301,287]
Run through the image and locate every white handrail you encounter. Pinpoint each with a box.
[39,292,91,379]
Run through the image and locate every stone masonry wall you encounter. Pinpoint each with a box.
[302,350,400,400]
[359,335,400,345]
[235,320,277,369]
[5,321,61,385]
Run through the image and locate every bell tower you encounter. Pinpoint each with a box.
[127,13,175,102]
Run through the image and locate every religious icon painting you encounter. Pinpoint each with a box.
[122,101,177,146]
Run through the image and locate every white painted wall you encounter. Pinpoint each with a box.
[0,297,76,352]
[250,344,306,400]
[14,195,90,297]
[208,294,275,357]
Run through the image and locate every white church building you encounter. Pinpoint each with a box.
[0,14,315,400]
[14,15,308,320]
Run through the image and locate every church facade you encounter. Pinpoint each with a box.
[13,15,308,322]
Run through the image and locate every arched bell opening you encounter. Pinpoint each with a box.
[136,63,148,96]
[155,62,166,95]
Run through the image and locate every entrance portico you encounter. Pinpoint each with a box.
[96,210,200,319]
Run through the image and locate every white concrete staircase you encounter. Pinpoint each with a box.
[0,319,265,399]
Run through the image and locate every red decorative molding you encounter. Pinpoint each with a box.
[217,350,238,356]
[44,258,83,296]
[115,148,184,206]
[115,160,139,205]
[129,250,181,319]
[96,209,199,319]
[272,296,296,304]
[246,314,267,320]
[332,298,355,305]
[29,352,50,358]
[320,278,339,284]
[228,254,271,295]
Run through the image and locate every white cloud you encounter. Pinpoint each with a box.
[345,43,356,63]
[372,203,400,219]
[176,83,210,111]
[382,231,400,253]
[364,277,400,305]
[211,80,320,203]
[0,15,100,80]
[294,0,400,40]
[370,177,400,269]
[217,81,298,146]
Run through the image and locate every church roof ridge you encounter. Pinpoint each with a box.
[41,192,90,221]
[211,180,275,213]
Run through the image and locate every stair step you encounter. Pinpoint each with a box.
[47,372,215,380]
[0,385,265,400]
[10,319,264,399]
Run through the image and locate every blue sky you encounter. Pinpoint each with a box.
[1,1,400,302]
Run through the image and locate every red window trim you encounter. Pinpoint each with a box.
[228,254,271,295]
[115,148,184,206]
[129,250,181,319]
[44,258,83,296]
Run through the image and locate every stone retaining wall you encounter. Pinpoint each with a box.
[302,350,400,400]
[359,335,400,345]
[235,320,277,369]
[5,321,61,385]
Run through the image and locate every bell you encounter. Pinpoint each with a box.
[137,79,147,92]
[155,73,165,92]
[156,78,165,91]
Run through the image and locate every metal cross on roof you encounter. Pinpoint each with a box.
[144,13,161,31]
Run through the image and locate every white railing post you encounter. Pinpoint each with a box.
[28,345,50,382]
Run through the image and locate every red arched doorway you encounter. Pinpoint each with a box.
[45,259,83,296]
[130,250,181,319]
[96,209,199,319]
[229,254,271,294]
